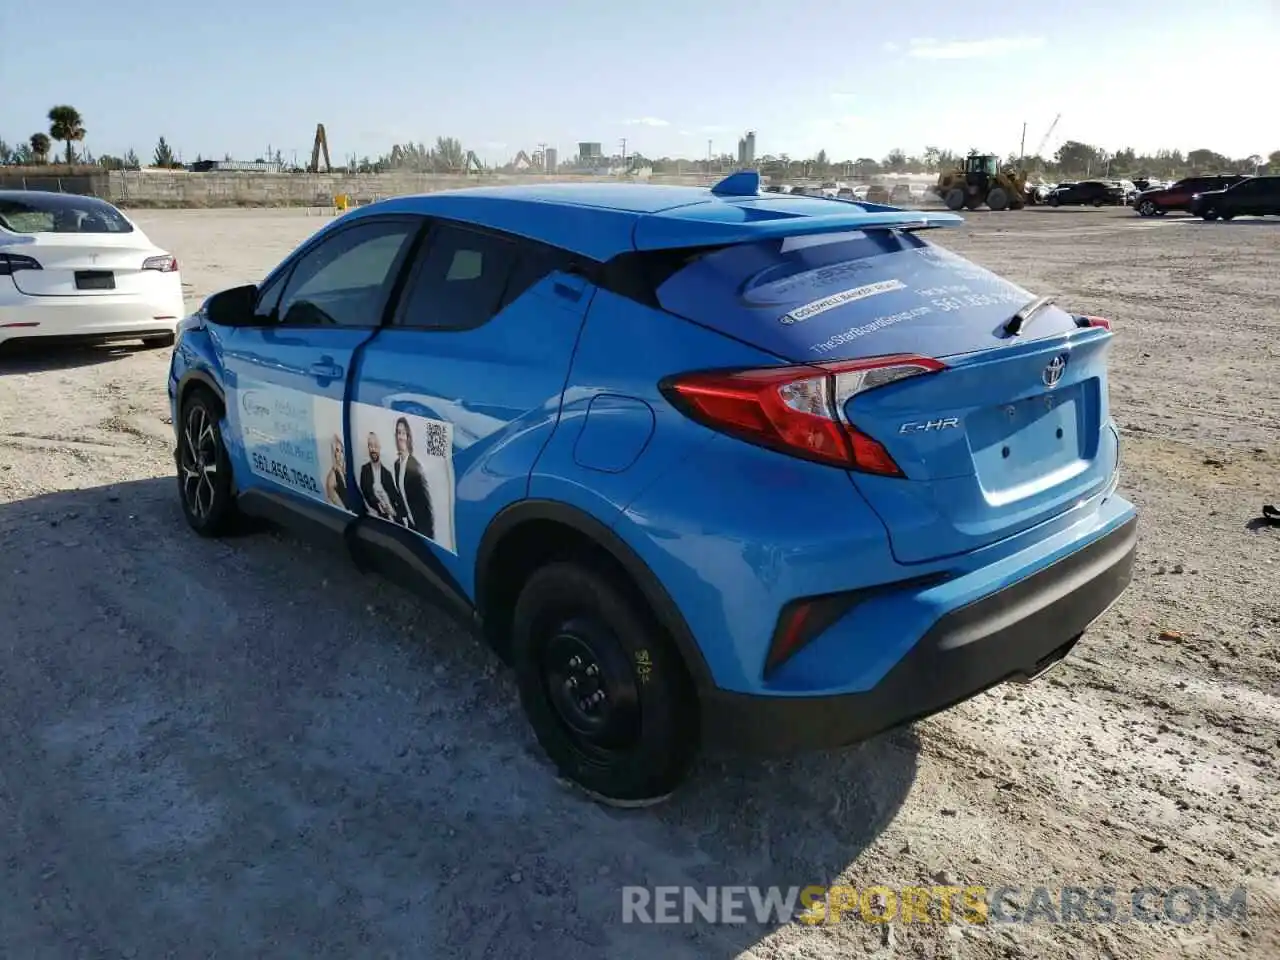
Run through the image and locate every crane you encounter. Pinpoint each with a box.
[1033,113,1062,165]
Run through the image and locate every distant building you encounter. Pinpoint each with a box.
[544,147,558,173]
[737,131,757,167]
[189,159,283,173]
[578,142,603,162]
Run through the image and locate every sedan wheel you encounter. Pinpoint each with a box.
[1139,200,1157,217]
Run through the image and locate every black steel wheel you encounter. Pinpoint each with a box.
[511,561,698,805]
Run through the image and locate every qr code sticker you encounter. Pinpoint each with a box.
[424,421,449,458]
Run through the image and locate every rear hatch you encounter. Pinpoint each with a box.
[7,233,163,297]
[652,228,1116,563]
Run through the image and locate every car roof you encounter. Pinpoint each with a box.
[343,176,961,261]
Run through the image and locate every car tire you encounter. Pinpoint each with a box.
[510,561,698,805]
[1201,207,1219,221]
[143,332,177,348]
[177,388,239,538]
[1138,200,1157,217]
[1048,194,1060,207]
[1092,197,1104,207]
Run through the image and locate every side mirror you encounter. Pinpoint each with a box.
[204,284,260,327]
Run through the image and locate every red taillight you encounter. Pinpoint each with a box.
[142,254,179,273]
[661,353,945,476]
[1076,315,1113,331]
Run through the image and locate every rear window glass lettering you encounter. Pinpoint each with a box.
[809,305,932,354]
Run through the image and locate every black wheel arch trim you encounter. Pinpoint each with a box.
[176,368,226,412]
[476,499,715,691]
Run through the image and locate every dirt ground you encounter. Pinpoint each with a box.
[0,207,1276,959]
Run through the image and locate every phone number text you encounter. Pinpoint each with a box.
[251,451,321,496]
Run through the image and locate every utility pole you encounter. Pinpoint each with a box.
[537,142,547,173]
[1019,122,1027,168]
[619,138,627,165]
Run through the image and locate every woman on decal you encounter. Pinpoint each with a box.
[324,433,349,510]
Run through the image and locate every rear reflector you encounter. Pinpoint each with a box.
[662,354,945,476]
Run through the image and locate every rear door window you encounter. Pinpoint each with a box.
[393,222,519,329]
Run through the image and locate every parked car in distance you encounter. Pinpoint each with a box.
[865,183,890,204]
[1189,175,1280,220]
[0,190,185,350]
[1047,180,1127,207]
[889,183,913,205]
[168,173,1137,804]
[1133,175,1251,217]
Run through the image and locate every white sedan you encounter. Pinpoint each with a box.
[0,191,185,349]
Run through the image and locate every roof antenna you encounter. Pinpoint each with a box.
[710,170,761,197]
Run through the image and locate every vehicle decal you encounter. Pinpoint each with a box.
[350,402,457,555]
[237,380,355,513]
[779,279,907,325]
[809,306,932,354]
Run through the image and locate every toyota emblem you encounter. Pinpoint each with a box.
[1043,354,1067,387]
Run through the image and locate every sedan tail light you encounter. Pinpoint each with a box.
[660,354,946,477]
[1074,315,1113,331]
[142,254,179,273]
[0,254,42,275]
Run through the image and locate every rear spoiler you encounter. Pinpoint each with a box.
[633,205,963,251]
[634,170,963,251]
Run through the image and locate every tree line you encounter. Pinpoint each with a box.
[3,104,1278,181]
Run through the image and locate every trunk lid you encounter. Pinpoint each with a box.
[652,229,1117,563]
[5,233,163,297]
[842,330,1116,563]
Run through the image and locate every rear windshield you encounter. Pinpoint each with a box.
[0,194,134,234]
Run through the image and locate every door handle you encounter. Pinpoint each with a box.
[309,358,344,380]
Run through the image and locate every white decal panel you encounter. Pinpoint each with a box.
[350,402,457,554]
[237,380,355,513]
[780,279,906,325]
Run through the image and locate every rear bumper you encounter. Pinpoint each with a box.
[701,511,1137,755]
[0,289,185,345]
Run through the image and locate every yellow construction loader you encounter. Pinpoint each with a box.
[934,153,1028,211]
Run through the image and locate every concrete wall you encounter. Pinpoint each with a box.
[102,170,717,207]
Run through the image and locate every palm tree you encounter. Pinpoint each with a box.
[29,132,51,164]
[48,105,87,165]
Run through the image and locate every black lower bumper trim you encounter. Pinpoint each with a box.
[702,515,1138,755]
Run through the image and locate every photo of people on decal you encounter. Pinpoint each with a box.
[357,420,434,540]
[353,403,457,553]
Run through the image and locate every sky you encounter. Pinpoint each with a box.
[2,0,1276,166]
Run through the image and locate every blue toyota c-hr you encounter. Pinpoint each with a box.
[168,172,1137,804]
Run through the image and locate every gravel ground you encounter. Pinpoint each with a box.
[0,207,1276,959]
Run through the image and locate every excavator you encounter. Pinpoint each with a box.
[934,153,1028,211]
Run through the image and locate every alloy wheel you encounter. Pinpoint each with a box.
[180,403,220,521]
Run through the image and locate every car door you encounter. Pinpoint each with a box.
[346,220,591,597]
[221,215,423,529]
